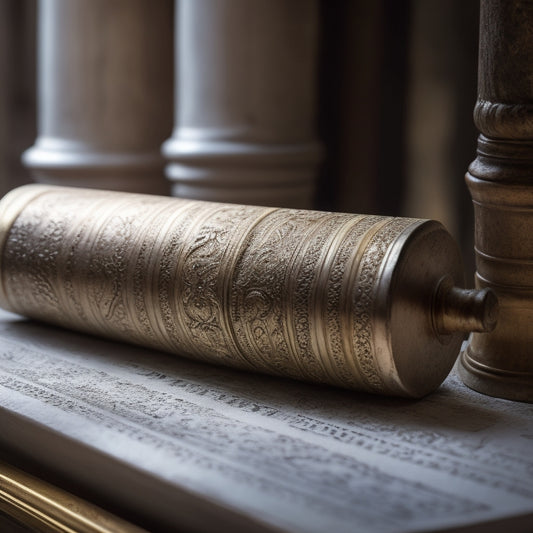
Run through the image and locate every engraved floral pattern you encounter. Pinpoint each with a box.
[1,187,420,393]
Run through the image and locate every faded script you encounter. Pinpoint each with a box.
[0,309,532,533]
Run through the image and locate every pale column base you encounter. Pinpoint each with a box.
[24,141,169,195]
[163,138,321,207]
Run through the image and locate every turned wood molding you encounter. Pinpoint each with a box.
[459,0,533,402]
[23,0,173,194]
[474,100,533,140]
[163,0,322,207]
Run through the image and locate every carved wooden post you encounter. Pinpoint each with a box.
[23,0,173,194]
[162,0,322,207]
[459,0,533,402]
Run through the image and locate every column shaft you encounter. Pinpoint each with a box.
[163,0,322,207]
[23,0,173,194]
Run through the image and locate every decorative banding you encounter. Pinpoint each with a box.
[474,100,533,140]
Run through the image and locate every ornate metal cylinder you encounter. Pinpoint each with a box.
[0,185,496,397]
[459,0,533,402]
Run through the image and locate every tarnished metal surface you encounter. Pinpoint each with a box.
[0,185,496,397]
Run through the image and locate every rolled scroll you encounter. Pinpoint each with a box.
[0,185,497,397]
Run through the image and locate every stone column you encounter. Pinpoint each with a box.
[459,0,533,402]
[23,0,173,194]
[162,0,322,208]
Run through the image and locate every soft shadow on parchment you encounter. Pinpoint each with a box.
[0,315,516,435]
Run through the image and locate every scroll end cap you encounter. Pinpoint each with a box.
[434,278,499,335]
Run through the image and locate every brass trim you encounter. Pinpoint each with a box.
[0,461,147,533]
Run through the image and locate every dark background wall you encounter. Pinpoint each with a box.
[316,0,479,278]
